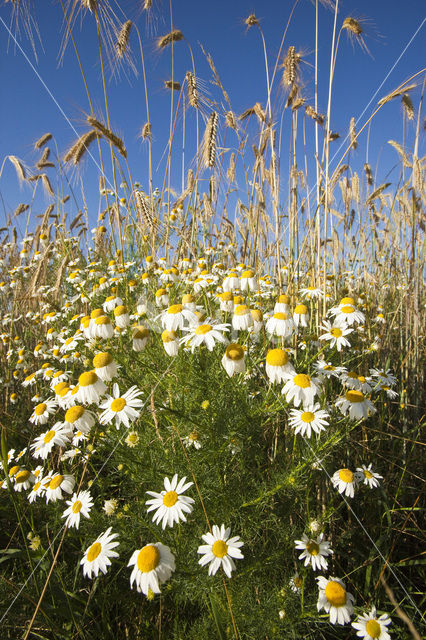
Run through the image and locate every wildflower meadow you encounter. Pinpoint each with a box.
[0,1,424,639]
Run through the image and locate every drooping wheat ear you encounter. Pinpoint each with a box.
[203,193,214,218]
[388,141,411,167]
[157,30,184,49]
[204,112,218,169]
[378,83,416,107]
[40,204,55,230]
[349,117,358,150]
[253,102,266,122]
[70,211,83,231]
[116,20,132,58]
[64,130,99,165]
[227,153,236,182]
[282,46,300,87]
[401,94,414,120]
[186,71,199,108]
[342,17,362,36]
[364,163,373,186]
[141,122,151,141]
[62,195,70,204]
[327,132,340,142]
[14,204,29,217]
[82,0,97,12]
[8,155,26,182]
[245,14,259,28]
[239,106,256,121]
[164,80,181,91]
[225,111,237,130]
[143,0,152,9]
[41,174,54,197]
[135,191,156,229]
[187,169,195,191]
[36,147,55,170]
[87,116,127,158]
[305,105,325,126]
[34,133,52,150]
[351,173,360,205]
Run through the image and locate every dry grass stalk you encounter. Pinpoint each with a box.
[87,116,127,158]
[164,80,181,91]
[305,105,325,125]
[364,163,373,186]
[8,155,26,182]
[14,204,29,217]
[34,133,52,149]
[349,117,358,149]
[401,94,414,120]
[64,130,99,165]
[157,30,184,49]
[116,20,132,58]
[203,111,218,169]
[225,111,237,130]
[185,71,199,108]
[378,83,416,107]
[141,122,151,141]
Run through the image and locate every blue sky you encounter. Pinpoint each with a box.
[0,0,424,238]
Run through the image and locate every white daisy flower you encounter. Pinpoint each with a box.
[113,305,130,328]
[183,430,202,449]
[319,320,353,351]
[294,533,333,571]
[30,423,71,460]
[282,372,320,408]
[221,343,246,377]
[265,312,295,338]
[334,305,365,327]
[335,390,376,420]
[13,469,35,492]
[92,352,118,381]
[161,330,179,356]
[62,490,93,529]
[293,303,309,329]
[91,315,114,339]
[103,498,118,515]
[160,304,197,332]
[146,474,194,529]
[316,576,355,625]
[232,305,254,331]
[289,572,303,592]
[222,272,240,292]
[80,527,119,579]
[299,286,324,300]
[29,399,57,425]
[132,325,149,352]
[352,606,392,640]
[28,477,46,503]
[128,542,175,596]
[314,360,346,379]
[103,295,123,312]
[44,473,75,503]
[341,371,373,393]
[181,322,230,353]
[240,269,257,292]
[197,524,244,578]
[99,383,143,429]
[369,369,397,387]
[63,405,96,434]
[274,294,291,313]
[332,468,358,498]
[265,348,295,383]
[355,464,383,489]
[288,404,329,438]
[76,371,106,405]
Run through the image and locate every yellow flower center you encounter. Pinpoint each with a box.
[182,294,194,303]
[273,312,288,320]
[162,490,178,507]
[15,470,31,483]
[133,327,149,339]
[294,304,308,315]
[137,545,161,572]
[161,330,176,343]
[87,542,102,562]
[168,304,183,314]
[266,349,289,367]
[293,374,311,389]
[251,309,263,321]
[364,469,373,479]
[212,540,228,558]
[225,344,244,361]
[325,581,347,606]
[340,297,354,306]
[293,576,303,589]
[93,352,113,368]
[358,376,366,383]
[242,269,254,278]
[33,481,41,491]
[155,288,167,297]
[65,406,85,423]
[301,411,315,423]
[114,305,128,317]
[346,390,365,403]
[306,541,319,556]
[330,327,343,337]
[220,291,233,301]
[195,324,213,335]
[79,371,98,387]
[34,403,47,416]
[339,469,354,483]
[127,432,139,444]
[90,308,104,319]
[110,398,126,412]
[43,430,56,443]
[72,500,82,513]
[340,305,355,314]
[94,316,111,325]
[365,620,381,638]
[347,371,358,379]
[49,475,64,490]
[277,294,290,303]
[234,305,249,316]
[9,465,20,477]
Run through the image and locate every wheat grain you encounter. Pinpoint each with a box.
[401,94,414,120]
[34,133,52,150]
[87,116,127,158]
[225,111,237,130]
[349,117,358,150]
[13,204,29,217]
[203,112,218,169]
[64,130,99,165]
[378,83,416,107]
[116,20,132,58]
[164,80,181,91]
[364,163,373,186]
[41,174,54,197]
[157,30,184,49]
[185,71,199,108]
[141,122,151,141]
